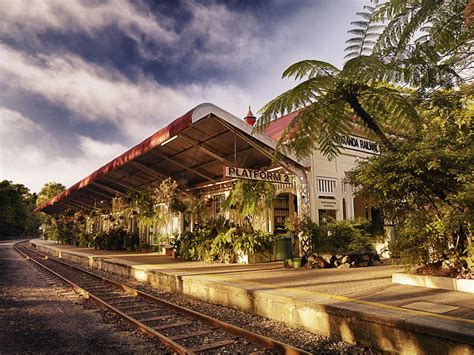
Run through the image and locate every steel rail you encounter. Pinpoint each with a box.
[14,242,190,355]
[16,242,310,355]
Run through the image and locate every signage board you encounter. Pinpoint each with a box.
[224,166,292,184]
[318,198,338,210]
[339,135,380,155]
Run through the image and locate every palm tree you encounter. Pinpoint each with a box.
[254,0,472,160]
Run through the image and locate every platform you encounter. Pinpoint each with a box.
[30,239,474,354]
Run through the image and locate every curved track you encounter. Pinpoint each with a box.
[15,241,310,354]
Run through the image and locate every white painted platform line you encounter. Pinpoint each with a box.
[402,302,459,314]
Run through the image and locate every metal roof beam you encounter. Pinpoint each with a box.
[178,134,234,165]
[54,200,80,212]
[92,182,126,197]
[129,160,193,197]
[83,186,115,201]
[213,116,298,175]
[100,176,139,192]
[151,151,217,183]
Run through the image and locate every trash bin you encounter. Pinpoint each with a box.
[275,236,293,260]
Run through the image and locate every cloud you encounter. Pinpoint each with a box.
[0,0,368,194]
[0,0,177,48]
[178,1,265,67]
[0,107,43,135]
[0,44,254,140]
[78,135,127,159]
[0,106,131,192]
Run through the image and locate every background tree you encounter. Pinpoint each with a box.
[36,182,66,207]
[347,86,473,270]
[0,180,40,238]
[36,182,66,241]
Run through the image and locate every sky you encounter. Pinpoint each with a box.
[0,0,366,193]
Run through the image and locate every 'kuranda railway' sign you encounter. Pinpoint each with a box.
[339,135,380,155]
[224,166,293,184]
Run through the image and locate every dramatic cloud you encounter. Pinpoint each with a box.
[0,44,252,140]
[0,106,130,192]
[0,0,177,48]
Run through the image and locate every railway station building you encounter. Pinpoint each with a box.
[36,103,385,256]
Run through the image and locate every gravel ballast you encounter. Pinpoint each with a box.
[0,241,170,354]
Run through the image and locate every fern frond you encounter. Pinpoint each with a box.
[282,60,340,80]
[345,2,382,60]
[341,55,389,83]
[280,100,353,159]
[255,76,338,132]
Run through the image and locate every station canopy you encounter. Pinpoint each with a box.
[36,103,309,214]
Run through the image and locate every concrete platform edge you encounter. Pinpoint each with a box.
[31,241,474,354]
[393,273,474,293]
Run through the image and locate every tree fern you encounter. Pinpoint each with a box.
[345,3,384,59]
[256,0,471,162]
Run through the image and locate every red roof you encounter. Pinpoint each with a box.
[263,111,301,140]
[34,108,194,213]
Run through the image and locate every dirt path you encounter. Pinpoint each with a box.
[0,241,168,354]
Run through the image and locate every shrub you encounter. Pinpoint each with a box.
[79,230,92,248]
[91,231,108,250]
[125,233,139,251]
[307,218,376,255]
[211,227,239,262]
[234,230,274,257]
[176,218,226,261]
[106,228,126,250]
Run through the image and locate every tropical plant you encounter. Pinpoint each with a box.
[91,231,108,250]
[223,180,275,228]
[234,230,275,257]
[210,227,239,263]
[36,182,66,207]
[125,232,140,251]
[255,0,472,160]
[306,218,376,255]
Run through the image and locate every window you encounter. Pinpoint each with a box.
[213,194,225,217]
[316,178,337,196]
[342,198,347,220]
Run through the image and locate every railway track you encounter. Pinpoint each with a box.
[15,241,310,354]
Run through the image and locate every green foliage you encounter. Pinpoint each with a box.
[176,219,275,263]
[90,228,127,250]
[176,218,223,261]
[256,55,419,159]
[223,180,275,227]
[211,227,239,262]
[0,180,41,238]
[462,244,474,272]
[234,230,275,257]
[346,0,472,89]
[107,228,127,250]
[91,231,108,250]
[257,0,471,160]
[125,233,140,251]
[348,88,473,267]
[36,182,66,240]
[79,230,92,248]
[36,182,66,207]
[303,217,376,255]
[56,210,79,245]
